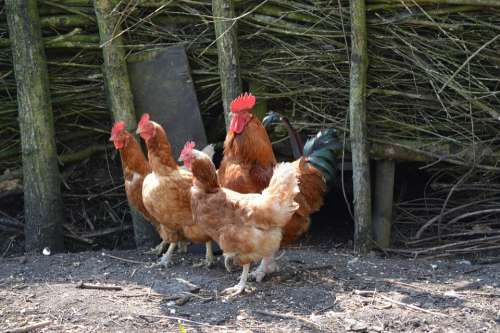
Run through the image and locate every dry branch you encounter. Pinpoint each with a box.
[0,0,499,255]
[76,281,123,291]
[2,320,52,333]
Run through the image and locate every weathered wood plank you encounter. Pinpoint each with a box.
[373,160,395,249]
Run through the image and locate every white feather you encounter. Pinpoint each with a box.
[260,162,300,226]
[201,144,215,161]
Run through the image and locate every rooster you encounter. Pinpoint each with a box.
[218,93,340,282]
[136,114,214,267]
[110,121,171,256]
[218,93,276,194]
[179,141,299,297]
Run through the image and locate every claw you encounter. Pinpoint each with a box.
[221,264,250,298]
[191,242,216,268]
[249,255,278,282]
[221,284,246,298]
[156,242,176,268]
[250,267,266,283]
[145,240,168,256]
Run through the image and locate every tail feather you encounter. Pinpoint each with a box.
[260,162,300,227]
[201,144,215,161]
[303,129,341,189]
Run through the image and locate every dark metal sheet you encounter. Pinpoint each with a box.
[128,46,207,158]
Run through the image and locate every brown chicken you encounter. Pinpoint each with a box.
[136,114,214,267]
[110,121,171,256]
[218,93,276,194]
[218,93,340,282]
[180,142,299,296]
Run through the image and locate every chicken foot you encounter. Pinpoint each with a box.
[221,264,250,298]
[157,242,176,268]
[145,240,168,256]
[250,255,278,282]
[192,241,216,268]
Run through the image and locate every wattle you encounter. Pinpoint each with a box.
[230,115,248,134]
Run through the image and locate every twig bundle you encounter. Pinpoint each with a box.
[0,0,498,254]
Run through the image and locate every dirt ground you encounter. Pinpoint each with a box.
[0,246,499,333]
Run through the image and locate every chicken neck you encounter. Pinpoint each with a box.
[120,135,150,175]
[145,127,178,173]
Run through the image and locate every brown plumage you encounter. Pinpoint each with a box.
[137,115,214,267]
[218,96,326,247]
[110,122,172,253]
[280,158,327,245]
[218,116,276,194]
[181,145,299,296]
[218,93,339,282]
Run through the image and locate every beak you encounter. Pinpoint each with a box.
[109,136,114,142]
[262,111,282,129]
[135,127,142,135]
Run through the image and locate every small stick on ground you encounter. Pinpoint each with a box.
[101,252,146,264]
[181,291,213,301]
[76,281,122,291]
[117,293,179,300]
[354,289,449,316]
[313,302,337,314]
[253,309,323,330]
[175,278,200,293]
[2,320,51,333]
[384,279,435,293]
[354,289,376,297]
[454,291,500,298]
[377,295,449,317]
[175,295,191,306]
[137,313,230,328]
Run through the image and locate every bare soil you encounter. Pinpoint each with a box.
[0,246,499,333]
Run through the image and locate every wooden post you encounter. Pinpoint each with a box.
[94,0,159,248]
[373,160,395,248]
[349,0,372,254]
[212,0,242,129]
[5,0,65,253]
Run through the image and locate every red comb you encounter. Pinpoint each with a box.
[111,121,126,138]
[230,93,256,113]
[180,141,196,161]
[182,141,195,154]
[138,113,150,129]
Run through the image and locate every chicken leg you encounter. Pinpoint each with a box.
[192,241,216,268]
[145,240,168,256]
[250,255,277,282]
[222,264,250,298]
[177,241,189,253]
[224,253,235,272]
[157,242,176,268]
[205,241,215,267]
